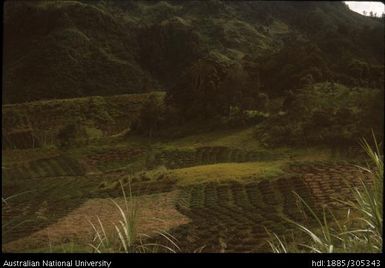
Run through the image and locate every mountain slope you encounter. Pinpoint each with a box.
[3,0,384,103]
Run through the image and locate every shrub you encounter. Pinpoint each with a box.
[256,83,383,147]
[133,94,164,139]
[57,123,79,148]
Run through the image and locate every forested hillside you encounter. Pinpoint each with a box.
[4,1,384,103]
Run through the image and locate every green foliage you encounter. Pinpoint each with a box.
[257,83,384,147]
[136,17,204,87]
[87,96,114,124]
[3,1,153,103]
[3,92,164,149]
[2,191,37,237]
[133,94,164,139]
[57,123,80,148]
[267,135,383,253]
[166,58,267,122]
[166,58,223,120]
[4,1,383,104]
[226,107,268,128]
[56,120,96,149]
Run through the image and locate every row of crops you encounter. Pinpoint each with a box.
[2,155,86,180]
[152,146,281,169]
[148,161,366,252]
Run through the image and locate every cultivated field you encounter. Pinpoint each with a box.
[2,115,369,252]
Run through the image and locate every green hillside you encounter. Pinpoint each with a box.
[2,92,165,149]
[3,1,384,103]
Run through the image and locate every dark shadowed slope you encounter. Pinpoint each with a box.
[3,0,384,103]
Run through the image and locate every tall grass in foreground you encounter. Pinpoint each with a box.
[2,190,36,236]
[267,136,383,253]
[88,181,180,253]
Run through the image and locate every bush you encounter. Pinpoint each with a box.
[132,94,164,139]
[57,120,91,148]
[57,123,79,148]
[256,83,383,147]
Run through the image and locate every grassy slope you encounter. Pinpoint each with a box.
[172,161,285,186]
[158,128,261,150]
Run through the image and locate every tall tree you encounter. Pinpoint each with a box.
[136,94,164,139]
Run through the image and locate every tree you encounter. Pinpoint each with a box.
[219,63,249,112]
[136,94,164,139]
[166,59,224,120]
[282,90,295,112]
[300,73,314,87]
[57,123,79,148]
[255,93,269,112]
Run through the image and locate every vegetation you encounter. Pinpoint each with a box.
[171,161,284,186]
[4,1,383,104]
[89,182,180,253]
[133,94,165,139]
[256,83,384,147]
[2,0,383,254]
[267,136,383,253]
[2,92,165,149]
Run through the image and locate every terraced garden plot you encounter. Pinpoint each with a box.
[2,155,85,182]
[2,158,371,252]
[3,130,39,150]
[3,191,189,253]
[2,92,165,147]
[164,178,315,252]
[286,161,372,208]
[148,161,370,252]
[84,147,145,171]
[2,176,91,246]
[2,148,61,164]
